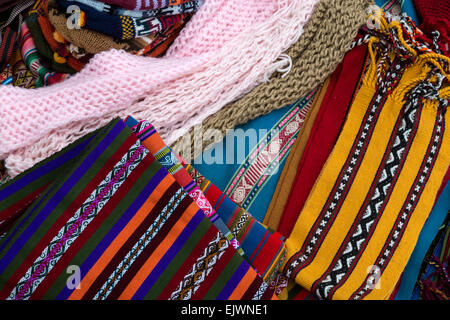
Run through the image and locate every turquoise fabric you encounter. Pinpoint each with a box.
[375,0,420,23]
[192,93,315,223]
[395,181,450,299]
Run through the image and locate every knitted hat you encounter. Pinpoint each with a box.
[1,0,319,177]
[172,0,374,160]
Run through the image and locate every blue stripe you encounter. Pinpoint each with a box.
[132,209,204,300]
[56,166,167,299]
[216,260,249,300]
[0,121,125,274]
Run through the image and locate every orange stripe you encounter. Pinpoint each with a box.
[227,268,257,300]
[68,174,173,300]
[141,134,166,154]
[118,201,200,300]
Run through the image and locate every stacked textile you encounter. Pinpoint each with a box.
[0,0,320,176]
[0,0,202,88]
[0,0,448,302]
[0,117,286,300]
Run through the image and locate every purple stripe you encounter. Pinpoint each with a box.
[138,129,156,141]
[216,260,249,300]
[132,208,204,300]
[0,135,94,202]
[15,144,145,300]
[0,121,125,275]
[55,166,167,299]
[0,185,55,255]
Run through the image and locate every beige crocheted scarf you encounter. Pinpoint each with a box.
[172,0,374,160]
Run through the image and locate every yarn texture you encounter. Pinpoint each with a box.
[172,0,374,160]
[1,0,319,177]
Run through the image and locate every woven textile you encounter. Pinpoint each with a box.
[25,12,77,74]
[282,15,450,300]
[263,79,330,231]
[73,0,204,19]
[191,91,316,223]
[18,20,68,87]
[413,0,450,56]
[10,49,36,88]
[1,0,319,177]
[0,118,276,300]
[394,179,450,299]
[184,164,287,286]
[96,0,192,11]
[0,26,17,72]
[123,116,245,258]
[56,0,190,40]
[172,0,374,161]
[36,0,92,72]
[124,116,288,284]
[277,43,369,237]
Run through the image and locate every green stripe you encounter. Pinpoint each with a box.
[203,252,243,300]
[43,159,162,299]
[144,217,210,300]
[0,122,128,287]
[0,122,115,259]
[0,126,103,210]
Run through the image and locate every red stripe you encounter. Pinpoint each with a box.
[29,153,152,299]
[105,190,191,300]
[0,184,50,223]
[156,227,218,300]
[248,230,269,262]
[238,216,254,243]
[81,182,181,300]
[0,135,137,300]
[191,244,236,300]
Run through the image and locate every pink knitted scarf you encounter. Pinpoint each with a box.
[0,0,319,176]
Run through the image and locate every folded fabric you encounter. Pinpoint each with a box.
[123,116,246,259]
[25,12,77,74]
[171,0,373,161]
[263,78,330,231]
[74,0,203,19]
[282,14,450,300]
[10,48,37,88]
[394,180,450,299]
[413,0,450,56]
[190,91,317,223]
[95,0,192,11]
[124,117,288,285]
[19,19,69,87]
[0,118,276,300]
[277,42,369,237]
[56,0,189,40]
[46,0,153,54]
[183,163,287,286]
[0,0,319,177]
[36,0,92,71]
